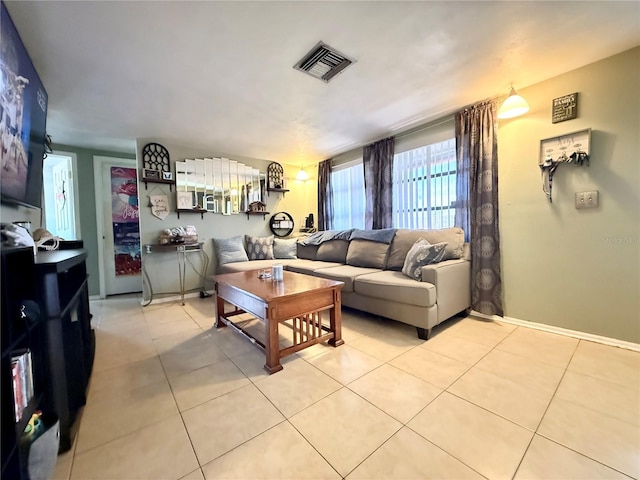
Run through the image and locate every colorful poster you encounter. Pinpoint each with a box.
[110,167,141,276]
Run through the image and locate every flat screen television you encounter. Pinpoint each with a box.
[0,1,48,210]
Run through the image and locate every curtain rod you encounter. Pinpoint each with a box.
[330,113,455,165]
[393,114,455,141]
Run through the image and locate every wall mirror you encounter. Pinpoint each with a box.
[176,157,263,215]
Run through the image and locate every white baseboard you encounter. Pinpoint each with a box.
[470,310,640,352]
[143,292,204,305]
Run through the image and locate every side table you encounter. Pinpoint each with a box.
[141,242,209,306]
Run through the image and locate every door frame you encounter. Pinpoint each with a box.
[93,155,139,298]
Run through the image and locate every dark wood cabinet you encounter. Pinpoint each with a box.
[2,248,94,477]
[34,249,94,452]
[1,247,44,478]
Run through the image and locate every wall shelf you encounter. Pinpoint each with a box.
[142,178,174,191]
[176,208,207,220]
[266,188,289,197]
[245,211,270,220]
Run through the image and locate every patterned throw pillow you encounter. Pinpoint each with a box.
[273,238,297,259]
[212,236,249,265]
[401,238,448,281]
[245,235,274,260]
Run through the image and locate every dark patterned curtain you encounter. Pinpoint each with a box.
[454,100,503,316]
[363,137,394,229]
[317,159,333,231]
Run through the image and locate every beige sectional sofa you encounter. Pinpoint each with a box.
[215,228,470,339]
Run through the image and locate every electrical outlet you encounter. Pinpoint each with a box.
[575,190,599,209]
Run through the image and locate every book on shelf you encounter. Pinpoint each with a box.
[11,349,34,422]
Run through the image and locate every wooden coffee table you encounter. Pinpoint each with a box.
[212,269,344,373]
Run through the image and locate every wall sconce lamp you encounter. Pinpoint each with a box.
[498,85,530,119]
[296,166,310,181]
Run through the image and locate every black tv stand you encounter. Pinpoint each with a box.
[34,249,94,452]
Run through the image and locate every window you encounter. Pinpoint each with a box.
[331,161,365,230]
[392,138,456,229]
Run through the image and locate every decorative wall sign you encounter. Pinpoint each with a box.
[176,191,195,209]
[552,92,578,123]
[267,162,285,189]
[141,143,171,178]
[149,194,169,220]
[143,169,161,180]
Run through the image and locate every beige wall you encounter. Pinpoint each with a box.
[135,138,315,295]
[498,47,639,343]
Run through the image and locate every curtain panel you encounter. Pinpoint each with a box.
[454,100,503,316]
[363,137,394,229]
[317,159,333,231]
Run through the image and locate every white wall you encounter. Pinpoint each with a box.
[0,204,41,231]
[135,138,315,295]
[499,47,639,343]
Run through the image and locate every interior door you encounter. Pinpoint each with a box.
[94,156,141,296]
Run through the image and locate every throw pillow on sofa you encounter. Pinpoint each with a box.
[245,235,274,260]
[402,238,448,280]
[213,236,249,265]
[273,237,297,259]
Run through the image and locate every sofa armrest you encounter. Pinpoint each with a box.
[421,259,470,322]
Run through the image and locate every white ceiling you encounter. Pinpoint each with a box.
[5,1,640,165]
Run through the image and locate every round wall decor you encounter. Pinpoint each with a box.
[269,212,294,237]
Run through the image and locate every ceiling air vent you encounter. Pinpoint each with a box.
[293,41,354,83]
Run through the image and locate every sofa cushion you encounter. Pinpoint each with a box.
[387,227,465,270]
[213,236,249,265]
[402,239,448,280]
[346,239,390,269]
[316,240,350,263]
[245,235,274,260]
[297,243,319,260]
[354,270,437,307]
[285,260,343,275]
[273,238,297,259]
[312,265,381,293]
[219,258,299,273]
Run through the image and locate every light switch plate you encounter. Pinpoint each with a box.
[575,190,599,209]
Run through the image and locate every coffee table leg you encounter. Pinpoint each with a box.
[214,286,226,329]
[328,288,345,347]
[264,309,283,374]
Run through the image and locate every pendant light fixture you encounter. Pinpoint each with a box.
[296,166,309,181]
[498,85,529,119]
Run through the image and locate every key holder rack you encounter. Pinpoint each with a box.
[539,128,591,203]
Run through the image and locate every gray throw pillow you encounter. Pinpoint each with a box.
[273,238,297,259]
[402,238,448,281]
[213,236,249,265]
[245,235,274,260]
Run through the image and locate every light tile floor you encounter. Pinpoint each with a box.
[53,294,640,480]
